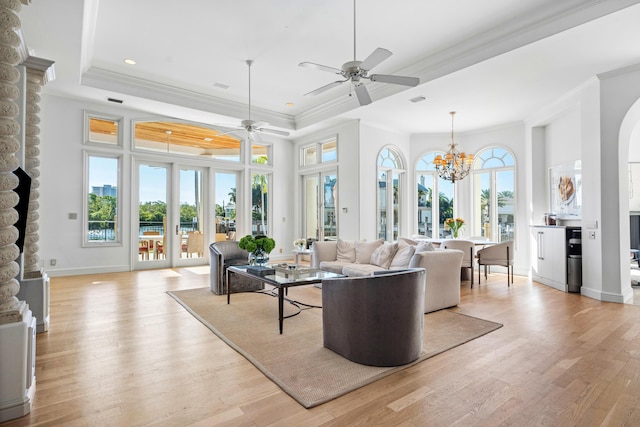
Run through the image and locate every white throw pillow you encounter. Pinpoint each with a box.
[390,242,416,268]
[370,242,398,269]
[336,239,356,262]
[398,237,418,246]
[355,239,384,264]
[415,241,436,253]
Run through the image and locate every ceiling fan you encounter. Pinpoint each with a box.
[215,60,290,141]
[299,0,420,106]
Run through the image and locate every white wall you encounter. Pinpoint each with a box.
[39,94,293,276]
[544,108,581,169]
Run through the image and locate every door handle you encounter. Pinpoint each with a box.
[538,231,544,260]
[176,225,179,235]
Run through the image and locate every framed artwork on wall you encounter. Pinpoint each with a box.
[549,161,581,218]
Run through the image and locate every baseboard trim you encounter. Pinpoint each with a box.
[580,286,627,303]
[46,265,130,277]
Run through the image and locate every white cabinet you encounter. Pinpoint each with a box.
[531,226,567,292]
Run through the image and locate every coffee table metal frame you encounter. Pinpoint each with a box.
[226,265,342,334]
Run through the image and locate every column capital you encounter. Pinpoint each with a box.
[23,56,56,85]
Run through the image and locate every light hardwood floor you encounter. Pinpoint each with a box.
[5,267,640,426]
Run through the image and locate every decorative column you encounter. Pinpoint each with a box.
[21,59,52,275]
[0,0,24,324]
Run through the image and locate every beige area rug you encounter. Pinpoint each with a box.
[168,287,502,408]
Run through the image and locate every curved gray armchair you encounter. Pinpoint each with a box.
[209,241,251,294]
[321,268,426,367]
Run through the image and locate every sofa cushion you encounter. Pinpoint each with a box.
[355,239,384,264]
[415,241,436,252]
[319,261,351,274]
[390,241,416,268]
[336,239,357,263]
[342,263,387,277]
[370,242,398,269]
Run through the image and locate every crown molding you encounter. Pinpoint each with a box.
[81,66,296,131]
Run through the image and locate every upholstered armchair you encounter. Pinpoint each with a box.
[441,239,476,287]
[476,241,514,286]
[209,241,252,294]
[321,268,426,367]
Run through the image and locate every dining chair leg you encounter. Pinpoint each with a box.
[470,247,474,288]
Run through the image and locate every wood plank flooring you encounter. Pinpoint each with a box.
[5,266,640,426]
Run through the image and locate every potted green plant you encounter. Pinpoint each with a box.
[238,234,276,266]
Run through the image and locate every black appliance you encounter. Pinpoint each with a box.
[567,228,582,292]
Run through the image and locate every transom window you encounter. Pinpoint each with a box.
[133,121,242,161]
[300,137,337,167]
[84,111,123,147]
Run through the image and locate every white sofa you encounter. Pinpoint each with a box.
[311,239,464,313]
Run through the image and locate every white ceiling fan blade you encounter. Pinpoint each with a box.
[251,121,268,128]
[212,127,243,137]
[369,74,420,86]
[304,80,347,96]
[354,84,372,106]
[299,62,343,74]
[257,127,290,137]
[359,47,392,71]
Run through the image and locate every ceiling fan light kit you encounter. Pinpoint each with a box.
[299,0,419,106]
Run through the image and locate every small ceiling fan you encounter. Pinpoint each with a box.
[299,0,419,106]
[215,60,290,141]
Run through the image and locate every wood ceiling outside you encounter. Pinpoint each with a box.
[90,119,242,149]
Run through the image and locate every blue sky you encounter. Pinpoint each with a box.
[90,157,236,207]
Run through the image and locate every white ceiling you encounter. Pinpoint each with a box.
[18,0,640,138]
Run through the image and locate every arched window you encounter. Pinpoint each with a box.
[415,152,455,238]
[377,147,405,241]
[471,147,515,242]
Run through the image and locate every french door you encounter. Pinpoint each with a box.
[303,170,337,241]
[134,161,206,269]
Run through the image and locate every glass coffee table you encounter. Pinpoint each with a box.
[226,265,343,334]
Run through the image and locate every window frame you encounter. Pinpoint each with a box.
[470,146,516,242]
[83,150,123,247]
[377,146,405,241]
[83,111,124,148]
[415,151,456,239]
[300,136,338,168]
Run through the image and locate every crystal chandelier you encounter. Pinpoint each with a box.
[433,111,473,183]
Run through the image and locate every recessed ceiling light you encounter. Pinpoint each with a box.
[410,96,426,103]
[285,102,294,107]
[124,58,136,65]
